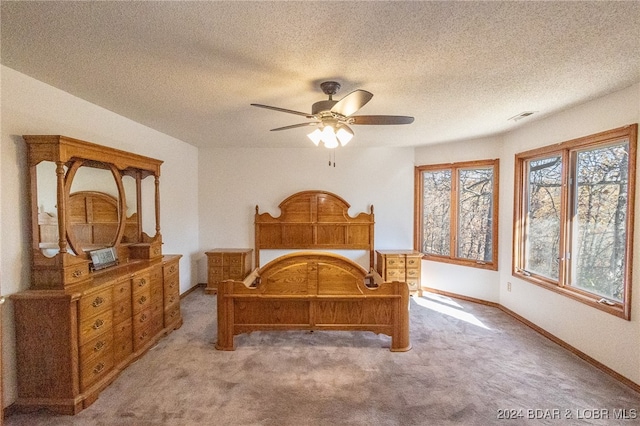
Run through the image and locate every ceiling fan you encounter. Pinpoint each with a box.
[251,81,414,148]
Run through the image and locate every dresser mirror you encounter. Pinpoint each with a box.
[65,160,125,256]
[26,135,164,288]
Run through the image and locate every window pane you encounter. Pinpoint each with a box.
[422,170,451,255]
[525,156,562,279]
[458,167,493,261]
[572,142,629,302]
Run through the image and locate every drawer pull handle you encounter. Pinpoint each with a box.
[138,295,147,305]
[72,269,83,278]
[138,278,147,287]
[140,313,148,323]
[139,331,148,340]
[169,266,176,273]
[169,296,175,304]
[92,296,104,308]
[154,247,160,255]
[93,362,105,374]
[93,340,105,352]
[92,319,104,330]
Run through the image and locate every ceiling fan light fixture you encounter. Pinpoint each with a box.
[336,127,353,146]
[321,126,339,148]
[307,128,323,146]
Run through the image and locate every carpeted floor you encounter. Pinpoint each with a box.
[5,288,640,425]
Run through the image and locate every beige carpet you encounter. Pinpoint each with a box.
[5,288,640,425]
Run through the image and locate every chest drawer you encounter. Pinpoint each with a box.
[79,287,113,321]
[208,253,224,266]
[406,257,421,269]
[132,287,151,315]
[164,260,179,279]
[164,303,181,328]
[131,272,151,295]
[113,298,132,324]
[79,311,113,345]
[385,257,405,269]
[80,329,113,365]
[133,307,153,330]
[80,348,114,391]
[112,279,132,302]
[113,319,132,364]
[386,269,406,281]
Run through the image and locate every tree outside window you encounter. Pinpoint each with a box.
[415,159,499,270]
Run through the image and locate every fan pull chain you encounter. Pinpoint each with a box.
[328,151,336,167]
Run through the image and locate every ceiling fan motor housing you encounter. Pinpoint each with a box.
[312,100,338,116]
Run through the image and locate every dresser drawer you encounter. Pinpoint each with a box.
[133,307,153,331]
[112,278,132,302]
[385,257,405,269]
[164,304,181,327]
[385,269,406,281]
[227,254,244,266]
[79,312,113,346]
[133,322,153,351]
[113,298,132,324]
[164,260,179,278]
[80,348,114,391]
[113,318,132,364]
[229,266,245,278]
[63,263,90,286]
[209,267,224,282]
[406,257,421,268]
[79,287,113,321]
[164,289,179,309]
[406,268,420,279]
[165,274,179,298]
[131,272,151,295]
[208,253,224,266]
[132,287,151,315]
[406,279,420,292]
[80,329,113,365]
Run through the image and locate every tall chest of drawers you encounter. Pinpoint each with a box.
[205,249,252,294]
[375,250,423,295]
[11,255,182,415]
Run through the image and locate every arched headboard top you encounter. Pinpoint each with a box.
[254,190,375,267]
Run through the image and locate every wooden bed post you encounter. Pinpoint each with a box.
[391,281,411,352]
[215,280,235,350]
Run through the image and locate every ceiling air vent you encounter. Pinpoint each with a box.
[508,111,536,122]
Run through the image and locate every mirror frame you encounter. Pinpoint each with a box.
[64,159,127,257]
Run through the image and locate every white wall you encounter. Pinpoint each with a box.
[417,84,640,385]
[0,66,200,407]
[414,136,503,302]
[500,84,640,385]
[197,146,415,279]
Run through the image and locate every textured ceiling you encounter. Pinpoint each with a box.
[2,1,639,149]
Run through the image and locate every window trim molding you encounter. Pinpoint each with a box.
[512,124,637,320]
[414,158,500,271]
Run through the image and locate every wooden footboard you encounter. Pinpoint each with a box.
[216,252,411,352]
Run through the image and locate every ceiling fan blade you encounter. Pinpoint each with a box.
[270,122,318,131]
[251,103,314,118]
[330,90,373,117]
[349,115,415,125]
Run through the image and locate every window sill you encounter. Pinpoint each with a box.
[512,271,629,320]
[422,254,498,271]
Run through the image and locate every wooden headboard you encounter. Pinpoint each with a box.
[254,190,375,268]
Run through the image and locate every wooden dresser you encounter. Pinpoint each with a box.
[205,249,252,294]
[376,250,423,295]
[11,135,183,415]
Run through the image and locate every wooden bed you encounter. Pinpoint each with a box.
[216,190,411,352]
